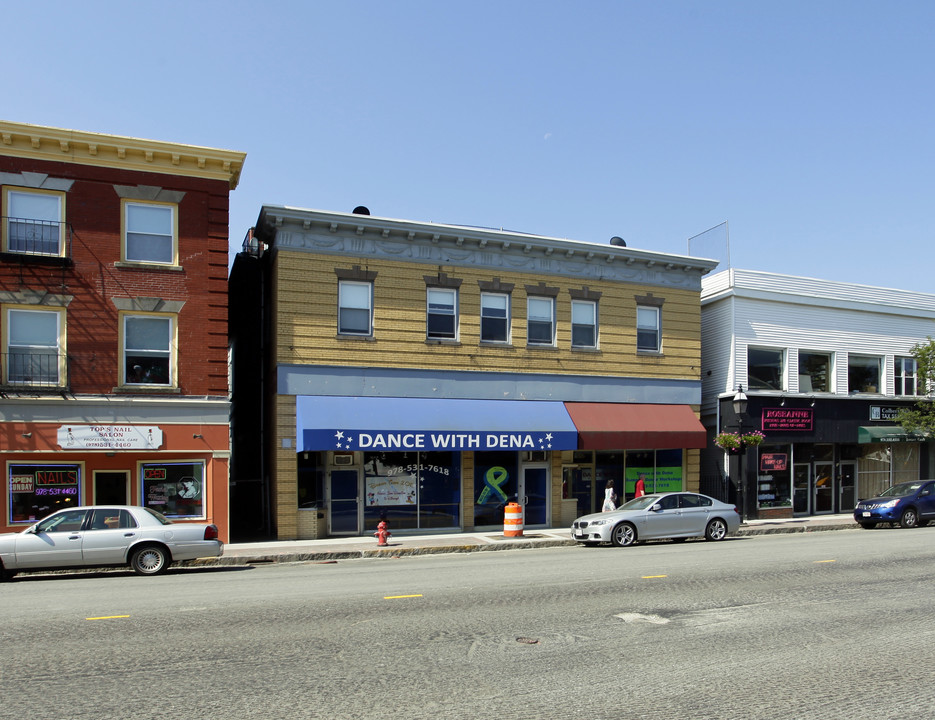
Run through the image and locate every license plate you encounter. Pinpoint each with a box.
[862,511,871,517]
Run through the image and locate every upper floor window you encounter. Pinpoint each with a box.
[2,187,65,256]
[338,280,372,336]
[748,347,785,391]
[848,355,882,394]
[426,288,457,340]
[798,351,832,393]
[122,200,177,265]
[527,297,555,346]
[122,313,174,386]
[895,357,919,396]
[480,292,510,343]
[571,300,597,348]
[636,306,661,352]
[3,306,65,386]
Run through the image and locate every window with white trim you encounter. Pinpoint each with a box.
[747,347,785,391]
[426,288,457,340]
[895,356,919,396]
[122,200,177,264]
[480,292,510,343]
[636,306,660,352]
[4,306,65,386]
[571,299,597,348]
[527,297,555,346]
[3,187,65,256]
[338,280,372,336]
[123,313,174,386]
[848,355,882,394]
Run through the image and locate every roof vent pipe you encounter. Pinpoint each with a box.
[610,236,627,247]
[352,206,371,215]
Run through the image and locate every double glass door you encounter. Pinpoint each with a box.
[792,460,856,515]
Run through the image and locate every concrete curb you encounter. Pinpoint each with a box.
[180,520,860,568]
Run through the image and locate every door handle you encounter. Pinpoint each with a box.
[123,533,136,537]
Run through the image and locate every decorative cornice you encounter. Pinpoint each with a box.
[256,206,719,293]
[0,120,246,189]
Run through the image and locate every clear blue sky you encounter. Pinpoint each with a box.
[6,1,933,293]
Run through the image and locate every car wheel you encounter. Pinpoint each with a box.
[130,545,170,575]
[859,522,877,529]
[918,519,929,528]
[0,562,15,582]
[611,522,637,547]
[705,518,728,541]
[900,508,919,529]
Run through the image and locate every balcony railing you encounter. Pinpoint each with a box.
[1,352,68,390]
[2,216,72,258]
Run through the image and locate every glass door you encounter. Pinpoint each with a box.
[814,462,834,513]
[838,461,856,513]
[793,463,811,515]
[329,469,360,535]
[521,464,549,527]
[94,471,128,505]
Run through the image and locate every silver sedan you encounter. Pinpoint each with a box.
[0,505,223,580]
[571,492,741,547]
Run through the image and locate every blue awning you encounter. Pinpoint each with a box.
[296,396,579,452]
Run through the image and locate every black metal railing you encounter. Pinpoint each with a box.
[2,216,72,258]
[1,352,67,389]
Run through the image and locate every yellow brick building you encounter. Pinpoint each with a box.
[229,206,718,540]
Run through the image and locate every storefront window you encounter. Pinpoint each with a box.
[8,463,81,524]
[756,446,791,509]
[363,451,460,531]
[141,461,205,518]
[297,452,325,508]
[624,449,684,496]
[858,444,890,499]
[848,355,882,394]
[474,451,517,526]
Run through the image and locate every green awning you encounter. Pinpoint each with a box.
[858,426,927,444]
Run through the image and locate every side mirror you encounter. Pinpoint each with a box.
[651,504,663,512]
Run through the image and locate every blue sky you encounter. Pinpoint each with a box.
[6,1,933,292]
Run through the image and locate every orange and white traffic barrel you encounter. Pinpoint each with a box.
[503,502,524,537]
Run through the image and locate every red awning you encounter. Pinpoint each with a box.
[564,403,707,450]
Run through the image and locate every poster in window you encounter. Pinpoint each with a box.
[8,463,81,523]
[141,462,204,518]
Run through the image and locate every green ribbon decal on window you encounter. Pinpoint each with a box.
[477,466,509,505]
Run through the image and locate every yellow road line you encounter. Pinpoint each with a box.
[384,594,424,599]
[85,615,131,621]
[814,559,836,564]
[641,575,668,579]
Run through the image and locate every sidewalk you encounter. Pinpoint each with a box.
[204,514,859,567]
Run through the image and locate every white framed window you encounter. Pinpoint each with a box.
[798,350,833,393]
[426,288,457,340]
[3,306,65,386]
[527,297,555,346]
[747,347,786,391]
[122,200,177,265]
[848,355,882,394]
[636,306,661,352]
[338,280,372,336]
[480,292,510,343]
[571,300,597,348]
[2,187,66,256]
[895,356,919,396]
[122,313,175,386]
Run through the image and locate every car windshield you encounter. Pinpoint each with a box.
[143,507,174,525]
[879,482,922,498]
[617,495,662,511]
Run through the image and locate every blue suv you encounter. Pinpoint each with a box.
[854,480,935,529]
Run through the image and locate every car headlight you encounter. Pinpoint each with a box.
[588,518,608,526]
[880,499,899,508]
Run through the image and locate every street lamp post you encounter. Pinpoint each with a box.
[733,385,748,522]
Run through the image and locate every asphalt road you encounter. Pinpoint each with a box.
[2,527,934,720]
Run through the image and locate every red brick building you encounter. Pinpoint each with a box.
[0,121,245,541]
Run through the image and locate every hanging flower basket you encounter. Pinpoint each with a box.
[714,432,741,451]
[741,430,766,447]
[715,430,766,451]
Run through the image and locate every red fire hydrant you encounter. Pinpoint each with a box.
[374,520,391,547]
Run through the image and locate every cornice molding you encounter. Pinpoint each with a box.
[0,120,246,189]
[257,206,719,292]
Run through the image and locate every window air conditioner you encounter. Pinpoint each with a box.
[333,453,354,466]
[523,451,547,462]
